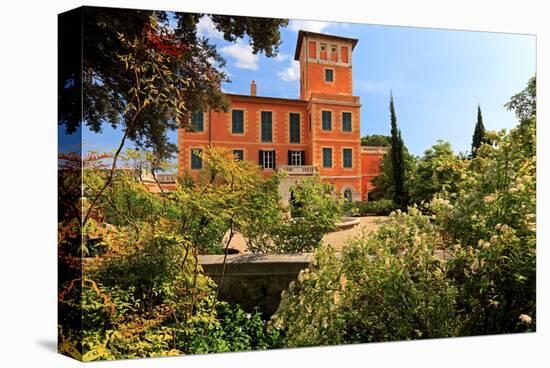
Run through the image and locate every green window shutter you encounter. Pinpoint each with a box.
[261,111,272,142]
[342,112,352,132]
[288,150,292,165]
[258,150,264,167]
[343,148,353,168]
[191,108,204,131]
[289,113,300,143]
[300,150,306,164]
[322,148,332,168]
[191,149,203,169]
[322,111,332,131]
[232,110,244,134]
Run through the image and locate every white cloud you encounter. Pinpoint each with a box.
[220,40,260,70]
[196,16,224,40]
[277,61,300,82]
[275,53,291,62]
[289,20,330,33]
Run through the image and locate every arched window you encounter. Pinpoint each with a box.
[344,189,353,202]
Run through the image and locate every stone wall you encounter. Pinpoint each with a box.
[198,253,313,317]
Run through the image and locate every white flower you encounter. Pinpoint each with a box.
[519,314,532,324]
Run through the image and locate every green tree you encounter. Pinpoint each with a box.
[60,8,288,154]
[360,134,391,147]
[408,141,463,204]
[369,146,415,201]
[471,105,486,157]
[389,93,408,207]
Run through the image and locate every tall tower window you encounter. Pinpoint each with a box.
[325,69,334,82]
[343,148,353,168]
[320,43,327,60]
[232,109,244,134]
[191,109,204,132]
[322,148,333,168]
[342,112,352,132]
[191,148,203,169]
[261,111,273,142]
[322,111,332,131]
[289,113,300,143]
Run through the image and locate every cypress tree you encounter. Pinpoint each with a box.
[471,105,486,157]
[389,92,408,207]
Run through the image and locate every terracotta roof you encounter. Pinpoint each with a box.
[226,93,307,105]
[294,30,359,60]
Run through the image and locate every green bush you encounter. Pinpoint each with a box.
[355,199,397,216]
[271,208,459,347]
[242,176,343,253]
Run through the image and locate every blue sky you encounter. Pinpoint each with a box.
[77,15,535,158]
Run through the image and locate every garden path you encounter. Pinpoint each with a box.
[227,216,390,253]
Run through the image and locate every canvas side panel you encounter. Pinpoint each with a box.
[58,7,84,362]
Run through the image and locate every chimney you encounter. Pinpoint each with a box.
[250,80,257,96]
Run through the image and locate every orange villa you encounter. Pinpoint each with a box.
[178,30,386,201]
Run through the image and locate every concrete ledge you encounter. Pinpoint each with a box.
[199,253,314,316]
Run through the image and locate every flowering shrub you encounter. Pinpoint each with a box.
[271,77,536,343]
[272,208,459,346]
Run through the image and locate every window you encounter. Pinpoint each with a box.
[320,43,327,60]
[191,109,204,132]
[344,189,353,202]
[330,45,338,62]
[259,150,275,169]
[325,69,334,82]
[191,148,202,169]
[232,109,244,134]
[343,148,353,168]
[289,113,300,143]
[288,150,304,166]
[261,111,272,142]
[309,114,312,132]
[342,112,352,132]
[322,148,332,168]
[322,111,332,131]
[233,149,244,161]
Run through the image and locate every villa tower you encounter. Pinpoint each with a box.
[178,30,385,201]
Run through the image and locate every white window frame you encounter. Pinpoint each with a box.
[290,150,302,166]
[262,150,275,169]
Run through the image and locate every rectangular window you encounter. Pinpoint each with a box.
[289,113,300,143]
[322,148,332,168]
[232,109,244,134]
[191,148,202,169]
[322,111,332,131]
[233,149,244,161]
[342,112,352,132]
[259,150,275,169]
[261,111,272,142]
[341,46,349,63]
[325,69,334,82]
[288,150,304,166]
[191,108,204,132]
[320,43,327,60]
[343,148,353,168]
[308,41,317,58]
[330,45,338,62]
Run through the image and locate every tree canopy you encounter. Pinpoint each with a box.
[471,105,486,157]
[361,134,391,147]
[59,7,288,160]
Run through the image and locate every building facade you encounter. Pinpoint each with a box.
[178,30,385,201]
